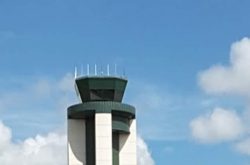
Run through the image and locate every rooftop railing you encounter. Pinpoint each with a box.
[74,64,127,79]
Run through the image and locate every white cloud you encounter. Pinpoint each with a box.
[194,37,250,158]
[235,138,250,155]
[190,107,244,143]
[0,121,67,165]
[0,121,11,152]
[137,136,155,165]
[199,37,250,96]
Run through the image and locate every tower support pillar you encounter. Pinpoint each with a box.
[95,113,113,165]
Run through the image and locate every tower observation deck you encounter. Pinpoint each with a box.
[67,72,137,165]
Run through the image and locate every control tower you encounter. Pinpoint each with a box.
[67,70,137,165]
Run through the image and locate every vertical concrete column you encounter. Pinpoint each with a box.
[95,113,112,165]
[68,119,86,165]
[119,119,137,165]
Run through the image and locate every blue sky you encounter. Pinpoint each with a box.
[1,0,250,164]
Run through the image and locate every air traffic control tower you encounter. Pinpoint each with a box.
[67,71,137,165]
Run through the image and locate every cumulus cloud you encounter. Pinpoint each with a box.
[137,136,155,165]
[193,37,250,157]
[0,121,11,151]
[199,37,250,96]
[0,121,67,165]
[190,107,244,143]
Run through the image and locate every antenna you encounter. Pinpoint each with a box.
[87,64,90,76]
[95,64,97,75]
[74,67,77,79]
[107,64,110,76]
